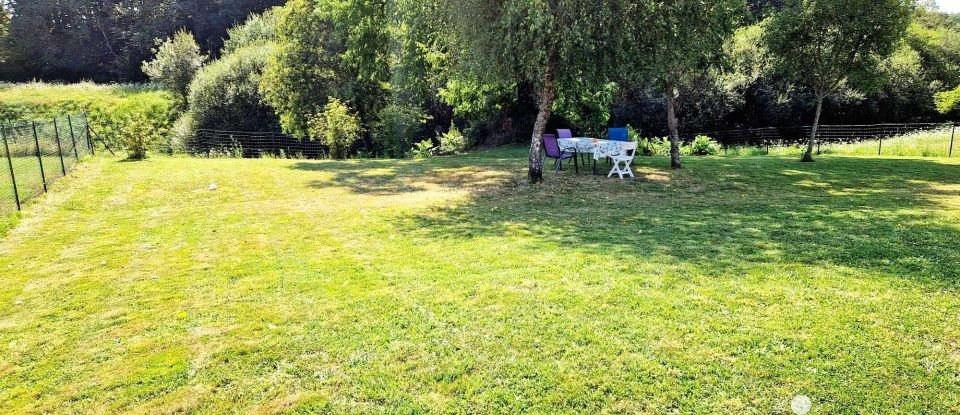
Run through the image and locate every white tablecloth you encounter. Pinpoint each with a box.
[557,138,628,160]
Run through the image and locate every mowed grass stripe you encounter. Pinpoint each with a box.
[0,148,958,414]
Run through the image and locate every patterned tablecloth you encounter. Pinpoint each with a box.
[557,138,628,160]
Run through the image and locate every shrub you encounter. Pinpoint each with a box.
[373,103,427,158]
[187,44,279,133]
[115,108,169,160]
[408,139,434,159]
[635,136,672,156]
[169,113,195,153]
[688,135,720,156]
[91,93,175,154]
[935,85,960,115]
[438,124,468,155]
[222,9,280,54]
[308,98,360,159]
[141,30,207,109]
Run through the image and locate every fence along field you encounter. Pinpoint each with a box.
[704,122,958,156]
[1,114,94,215]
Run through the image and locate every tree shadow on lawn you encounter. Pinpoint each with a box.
[354,154,959,286]
[289,150,524,196]
[289,150,960,284]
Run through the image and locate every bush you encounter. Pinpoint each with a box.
[688,135,720,156]
[935,85,960,114]
[373,103,427,158]
[141,30,207,108]
[187,44,279,133]
[408,139,434,159]
[635,136,672,156]
[169,113,195,153]
[222,9,280,54]
[438,124,468,155]
[308,98,360,159]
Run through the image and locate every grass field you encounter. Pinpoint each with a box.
[1,148,959,414]
[724,127,958,158]
[0,156,77,220]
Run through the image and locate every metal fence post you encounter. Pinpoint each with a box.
[2,125,20,211]
[878,137,883,156]
[84,111,95,155]
[53,118,66,176]
[950,123,955,158]
[32,122,47,193]
[67,115,80,160]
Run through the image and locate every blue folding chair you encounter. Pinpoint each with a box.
[608,127,630,142]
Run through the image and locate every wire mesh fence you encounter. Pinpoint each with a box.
[185,129,329,159]
[1,113,93,215]
[701,122,957,156]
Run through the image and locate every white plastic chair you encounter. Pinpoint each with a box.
[607,141,637,179]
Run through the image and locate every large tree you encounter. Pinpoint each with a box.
[623,0,746,169]
[766,0,915,162]
[440,0,627,183]
[261,0,391,141]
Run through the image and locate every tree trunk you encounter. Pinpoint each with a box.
[664,80,682,169]
[529,69,556,184]
[802,95,824,162]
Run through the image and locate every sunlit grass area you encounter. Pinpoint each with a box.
[724,127,957,158]
[1,147,959,413]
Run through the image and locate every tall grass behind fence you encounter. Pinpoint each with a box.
[186,129,330,159]
[703,122,957,157]
[1,113,93,215]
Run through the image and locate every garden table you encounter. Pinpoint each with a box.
[557,137,630,175]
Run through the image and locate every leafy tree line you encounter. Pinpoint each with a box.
[17,0,958,178]
[0,0,283,81]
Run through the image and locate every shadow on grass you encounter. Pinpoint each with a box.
[289,148,524,195]
[293,150,960,285]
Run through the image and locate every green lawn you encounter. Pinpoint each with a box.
[1,147,959,414]
[0,156,78,219]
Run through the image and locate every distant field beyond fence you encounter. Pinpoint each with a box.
[1,114,94,216]
[703,122,957,157]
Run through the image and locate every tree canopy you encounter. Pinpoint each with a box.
[3,0,282,81]
[441,0,627,182]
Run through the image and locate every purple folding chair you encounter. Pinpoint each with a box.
[543,133,578,174]
[557,129,574,139]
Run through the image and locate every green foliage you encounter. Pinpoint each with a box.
[437,124,468,155]
[687,135,720,156]
[0,82,175,151]
[635,136,672,157]
[372,103,427,158]
[222,8,280,54]
[766,0,914,161]
[440,0,628,181]
[935,85,960,113]
[187,44,278,133]
[116,112,156,160]
[308,98,361,159]
[408,139,435,159]
[142,30,207,109]
[766,0,915,99]
[5,0,283,82]
[620,0,746,168]
[262,0,390,139]
[103,97,174,157]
